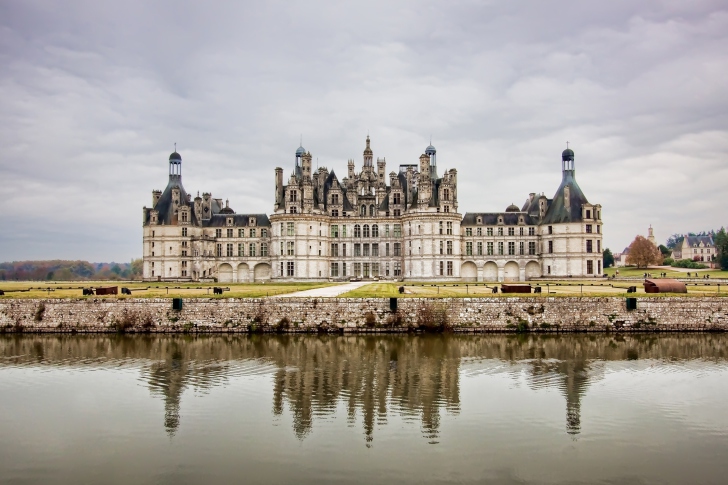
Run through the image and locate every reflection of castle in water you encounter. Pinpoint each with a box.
[1,334,726,441]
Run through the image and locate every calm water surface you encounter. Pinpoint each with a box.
[1,334,728,484]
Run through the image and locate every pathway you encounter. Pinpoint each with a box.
[271,281,371,298]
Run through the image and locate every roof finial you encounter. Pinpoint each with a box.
[430,135,432,145]
[300,134,302,146]
[174,142,177,152]
[566,141,569,149]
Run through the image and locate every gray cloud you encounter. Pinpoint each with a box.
[1,0,726,261]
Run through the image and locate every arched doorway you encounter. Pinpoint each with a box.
[237,263,250,283]
[525,261,541,279]
[504,261,520,282]
[254,263,271,282]
[483,262,498,281]
[218,263,233,283]
[461,261,477,282]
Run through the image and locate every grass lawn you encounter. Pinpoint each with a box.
[604,266,728,279]
[341,280,727,298]
[0,281,337,299]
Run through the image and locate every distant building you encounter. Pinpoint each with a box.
[671,235,716,268]
[615,226,658,267]
[142,137,603,282]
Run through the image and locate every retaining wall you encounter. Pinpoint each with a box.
[1,297,727,333]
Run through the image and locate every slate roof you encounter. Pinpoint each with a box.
[685,235,714,247]
[461,212,537,226]
[147,174,190,225]
[540,171,589,224]
[204,214,271,227]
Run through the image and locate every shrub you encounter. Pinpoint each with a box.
[671,259,707,269]
[276,317,291,332]
[385,311,405,327]
[662,257,674,266]
[416,302,450,332]
[364,312,377,328]
[34,302,46,322]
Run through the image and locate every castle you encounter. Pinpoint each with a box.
[142,137,603,282]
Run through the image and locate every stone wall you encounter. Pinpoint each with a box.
[0,297,726,333]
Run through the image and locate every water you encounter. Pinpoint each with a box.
[1,334,728,485]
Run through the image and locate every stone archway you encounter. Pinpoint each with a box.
[218,263,234,283]
[237,263,250,283]
[461,261,477,282]
[253,263,271,282]
[504,261,520,282]
[525,261,541,280]
[483,262,498,281]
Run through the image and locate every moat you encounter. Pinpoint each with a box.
[1,334,727,484]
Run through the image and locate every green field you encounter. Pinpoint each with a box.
[604,266,728,279]
[341,280,727,298]
[0,281,336,299]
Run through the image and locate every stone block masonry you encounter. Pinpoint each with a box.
[0,297,726,333]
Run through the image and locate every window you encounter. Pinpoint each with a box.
[249,243,256,257]
[342,262,347,277]
[447,222,453,235]
[216,229,222,238]
[393,225,401,237]
[363,225,370,238]
[466,228,472,237]
[447,261,453,276]
[586,240,593,253]
[498,227,503,236]
[385,243,390,256]
[439,221,443,235]
[487,227,493,236]
[290,191,297,202]
[393,193,401,204]
[250,228,256,238]
[239,229,245,237]
[354,244,361,256]
[596,225,600,234]
[586,209,591,219]
[287,262,295,277]
[477,227,482,236]
[587,260,594,274]
[385,225,390,237]
[363,263,370,277]
[466,242,472,256]
[529,241,536,255]
[360,205,366,216]
[529,227,535,236]
[372,225,379,237]
[332,194,339,205]
[498,242,504,255]
[354,262,362,276]
[597,240,601,252]
[372,263,380,277]
[508,242,515,255]
[598,260,601,274]
[216,244,222,257]
[331,225,339,238]
[548,226,553,235]
[342,225,347,237]
[508,227,514,236]
[439,241,444,255]
[477,242,483,256]
[238,243,244,257]
[226,243,233,257]
[331,209,339,217]
[372,243,379,256]
[487,242,494,255]
[287,222,295,236]
[261,229,268,238]
[342,243,347,257]
[370,205,375,217]
[226,228,233,238]
[519,242,524,255]
[447,241,453,255]
[444,206,450,213]
[394,262,402,276]
[548,241,553,253]
[261,244,268,256]
[586,224,592,234]
[290,206,297,214]
[331,243,339,257]
[287,242,295,256]
[182,228,187,237]
[331,262,339,277]
[439,261,444,276]
[393,209,401,216]
[394,243,401,256]
[354,225,361,237]
[363,244,370,257]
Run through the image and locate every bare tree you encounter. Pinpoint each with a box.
[626,235,663,268]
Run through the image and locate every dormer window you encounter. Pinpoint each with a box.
[476,217,482,224]
[290,191,297,202]
[498,216,503,224]
[249,217,256,226]
[586,209,592,219]
[332,194,339,205]
[227,217,233,226]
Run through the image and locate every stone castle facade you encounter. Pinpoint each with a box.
[142,137,603,282]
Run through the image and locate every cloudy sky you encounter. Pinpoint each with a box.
[1,0,726,262]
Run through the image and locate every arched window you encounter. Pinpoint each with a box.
[354,224,361,238]
[363,225,370,238]
[370,205,375,216]
[360,205,366,216]
[372,224,379,237]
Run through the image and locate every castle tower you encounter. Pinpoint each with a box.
[363,135,373,167]
[425,142,437,179]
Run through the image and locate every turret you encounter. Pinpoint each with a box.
[377,158,386,184]
[348,159,355,179]
[152,190,162,207]
[275,167,284,210]
[363,135,373,167]
[301,151,312,179]
[425,143,437,179]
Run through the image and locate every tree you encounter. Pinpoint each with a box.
[666,234,684,249]
[130,258,143,280]
[626,235,663,268]
[658,244,671,257]
[715,227,728,270]
[603,248,614,268]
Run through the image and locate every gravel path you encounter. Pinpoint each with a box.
[270,281,371,298]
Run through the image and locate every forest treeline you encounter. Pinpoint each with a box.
[0,259,143,281]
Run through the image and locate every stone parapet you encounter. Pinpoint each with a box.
[0,297,726,333]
